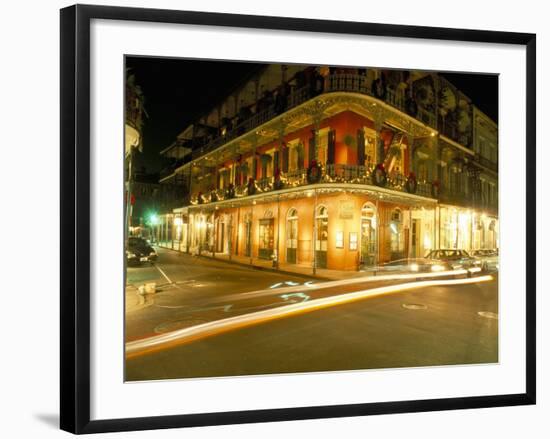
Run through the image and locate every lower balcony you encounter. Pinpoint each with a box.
[191,163,435,205]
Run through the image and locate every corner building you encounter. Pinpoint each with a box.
[157,65,498,273]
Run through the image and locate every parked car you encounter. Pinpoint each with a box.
[471,249,499,271]
[126,237,157,266]
[372,258,455,274]
[424,249,485,271]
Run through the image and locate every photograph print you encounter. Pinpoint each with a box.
[123,58,499,382]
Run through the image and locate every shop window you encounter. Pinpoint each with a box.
[287,139,301,172]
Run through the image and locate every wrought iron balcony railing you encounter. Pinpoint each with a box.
[191,163,436,206]
[190,73,442,162]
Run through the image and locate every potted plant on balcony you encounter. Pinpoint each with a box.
[247,177,256,196]
[225,183,235,199]
[210,189,218,202]
[273,168,284,190]
[431,180,440,198]
[405,172,418,194]
[372,163,387,187]
[307,159,322,184]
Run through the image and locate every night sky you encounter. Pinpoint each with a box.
[126,57,498,173]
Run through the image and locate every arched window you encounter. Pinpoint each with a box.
[286,208,298,263]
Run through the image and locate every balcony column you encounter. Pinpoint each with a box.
[430,134,438,184]
[232,154,238,187]
[277,121,286,174]
[251,133,258,182]
[201,161,206,194]
[373,112,384,165]
[406,133,415,176]
[312,114,323,164]
[307,101,328,166]
[215,153,221,191]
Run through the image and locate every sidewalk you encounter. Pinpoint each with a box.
[164,247,374,281]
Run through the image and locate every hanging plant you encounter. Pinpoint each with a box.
[343,133,355,147]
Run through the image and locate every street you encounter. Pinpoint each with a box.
[125,248,498,381]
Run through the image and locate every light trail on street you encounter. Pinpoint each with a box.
[126,274,493,358]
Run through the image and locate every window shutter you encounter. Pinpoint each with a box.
[297,144,304,169]
[234,166,240,185]
[357,128,365,165]
[274,151,280,173]
[327,129,336,165]
[282,145,289,172]
[309,132,315,165]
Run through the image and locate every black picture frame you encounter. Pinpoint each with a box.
[60,4,536,434]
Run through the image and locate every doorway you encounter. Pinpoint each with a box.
[286,208,298,264]
[360,203,377,266]
[315,205,328,269]
[259,218,274,260]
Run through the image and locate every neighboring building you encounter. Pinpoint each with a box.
[129,168,161,227]
[125,73,145,237]
[156,65,499,272]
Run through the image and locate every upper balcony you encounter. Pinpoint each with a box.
[190,72,449,162]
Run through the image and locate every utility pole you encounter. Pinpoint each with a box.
[124,147,135,246]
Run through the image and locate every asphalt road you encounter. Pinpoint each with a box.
[125,250,498,381]
[126,248,318,341]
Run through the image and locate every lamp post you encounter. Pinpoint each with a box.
[124,148,135,246]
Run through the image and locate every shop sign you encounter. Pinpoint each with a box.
[339,200,354,219]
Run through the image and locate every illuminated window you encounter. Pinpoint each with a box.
[363,127,377,167]
[316,128,329,166]
[315,205,328,252]
[287,139,301,171]
[286,208,298,263]
[286,208,298,249]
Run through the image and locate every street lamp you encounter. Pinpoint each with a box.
[146,212,159,243]
[148,212,159,226]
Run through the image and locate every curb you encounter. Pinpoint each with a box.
[194,254,334,281]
